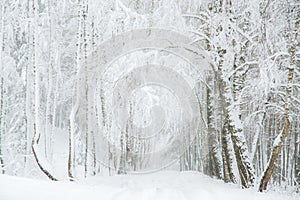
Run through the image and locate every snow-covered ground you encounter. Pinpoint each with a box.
[0,171,298,200]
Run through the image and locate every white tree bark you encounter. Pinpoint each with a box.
[69,0,84,180]
[0,0,5,174]
[44,0,54,159]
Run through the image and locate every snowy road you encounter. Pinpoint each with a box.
[0,171,297,200]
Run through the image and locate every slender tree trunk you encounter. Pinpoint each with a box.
[68,119,74,180]
[259,11,299,192]
[91,17,97,176]
[24,0,32,171]
[0,80,4,174]
[295,117,300,186]
[0,1,5,174]
[30,0,57,181]
[83,0,89,178]
[0,77,4,174]
[68,0,83,180]
[44,0,53,159]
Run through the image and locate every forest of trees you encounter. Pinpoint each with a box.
[0,0,299,193]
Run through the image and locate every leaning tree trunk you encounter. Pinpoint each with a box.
[30,0,58,181]
[259,10,299,192]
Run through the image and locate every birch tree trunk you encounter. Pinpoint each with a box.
[259,10,299,192]
[44,0,53,159]
[216,54,237,184]
[30,0,57,181]
[91,17,97,176]
[229,65,255,188]
[295,118,300,187]
[0,77,4,174]
[222,1,255,188]
[207,75,223,179]
[211,46,238,184]
[221,117,237,184]
[69,0,83,180]
[24,0,33,171]
[83,0,89,178]
[0,1,5,174]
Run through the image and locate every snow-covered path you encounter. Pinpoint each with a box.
[0,171,297,200]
